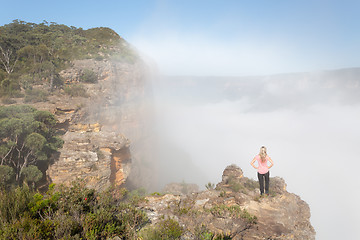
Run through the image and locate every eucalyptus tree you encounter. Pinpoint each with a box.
[0,105,63,184]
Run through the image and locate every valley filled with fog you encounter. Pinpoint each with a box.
[152,68,360,240]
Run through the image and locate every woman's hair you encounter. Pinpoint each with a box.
[259,146,267,162]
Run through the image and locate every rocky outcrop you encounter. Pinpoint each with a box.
[139,165,315,240]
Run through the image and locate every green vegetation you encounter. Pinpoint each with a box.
[226,176,258,194]
[126,188,147,203]
[174,198,197,216]
[195,225,215,240]
[1,96,16,104]
[21,165,43,188]
[64,84,88,97]
[150,192,165,196]
[0,105,63,187]
[243,178,258,191]
[208,204,257,224]
[228,177,242,192]
[24,88,49,103]
[175,205,192,216]
[205,182,215,190]
[0,19,138,97]
[194,225,233,240]
[0,165,15,188]
[80,69,98,83]
[214,233,233,240]
[139,218,184,240]
[219,190,226,197]
[0,181,148,239]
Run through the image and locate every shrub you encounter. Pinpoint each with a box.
[160,218,184,238]
[24,88,49,103]
[80,69,98,83]
[174,198,195,216]
[20,74,37,90]
[139,218,183,240]
[35,219,56,239]
[243,179,258,191]
[214,233,233,240]
[1,97,16,104]
[0,186,32,225]
[94,55,104,61]
[205,182,215,190]
[52,214,82,239]
[126,188,147,204]
[111,51,137,64]
[227,176,243,193]
[195,224,215,240]
[239,208,258,224]
[219,190,226,197]
[64,84,88,97]
[0,78,22,97]
[83,209,123,239]
[0,180,149,239]
[209,204,257,224]
[151,192,164,196]
[0,165,15,188]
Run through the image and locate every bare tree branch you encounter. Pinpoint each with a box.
[0,45,18,74]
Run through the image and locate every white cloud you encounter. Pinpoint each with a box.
[152,75,360,240]
[131,31,303,76]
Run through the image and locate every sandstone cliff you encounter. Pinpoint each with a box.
[140,165,316,240]
[23,57,154,191]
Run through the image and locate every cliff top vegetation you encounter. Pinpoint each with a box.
[0,20,138,98]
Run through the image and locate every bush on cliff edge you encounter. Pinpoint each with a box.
[0,180,148,239]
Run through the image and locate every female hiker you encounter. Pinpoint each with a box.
[250,146,274,196]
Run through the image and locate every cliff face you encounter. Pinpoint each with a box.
[47,130,131,191]
[25,57,154,190]
[140,165,316,240]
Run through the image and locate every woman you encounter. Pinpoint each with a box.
[250,146,274,196]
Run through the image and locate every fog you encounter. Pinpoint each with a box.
[151,71,360,240]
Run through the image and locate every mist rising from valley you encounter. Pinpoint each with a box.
[151,68,360,240]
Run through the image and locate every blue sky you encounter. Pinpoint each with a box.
[1,0,360,75]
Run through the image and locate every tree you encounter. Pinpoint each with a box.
[0,165,15,188]
[0,105,63,184]
[21,165,43,188]
[0,45,19,74]
[0,20,30,74]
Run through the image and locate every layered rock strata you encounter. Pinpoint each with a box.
[47,130,131,191]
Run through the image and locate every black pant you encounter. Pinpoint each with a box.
[257,171,270,195]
